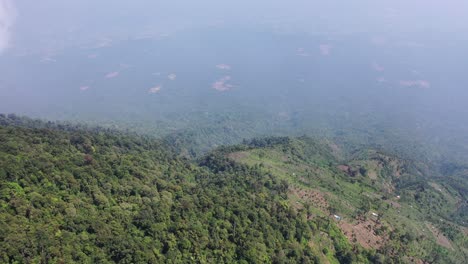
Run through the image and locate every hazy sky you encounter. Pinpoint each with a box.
[0,0,16,53]
[1,0,468,54]
[1,0,467,153]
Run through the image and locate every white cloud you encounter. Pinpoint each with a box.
[296,48,310,57]
[212,76,234,91]
[372,62,385,72]
[399,80,430,89]
[216,64,231,70]
[370,36,387,46]
[319,44,332,56]
[168,73,177,80]
[148,85,161,94]
[0,0,16,54]
[105,71,119,79]
[376,77,386,83]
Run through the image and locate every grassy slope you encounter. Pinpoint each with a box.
[224,137,467,263]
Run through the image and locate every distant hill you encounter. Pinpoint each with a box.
[2,29,468,164]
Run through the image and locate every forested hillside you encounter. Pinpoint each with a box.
[0,116,372,263]
[0,115,466,263]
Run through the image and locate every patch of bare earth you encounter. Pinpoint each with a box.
[227,151,249,162]
[387,200,401,209]
[337,165,350,173]
[368,170,378,180]
[462,226,468,236]
[389,160,402,177]
[382,181,396,193]
[289,187,329,213]
[339,219,387,250]
[408,257,427,264]
[328,142,343,159]
[426,223,453,249]
[429,182,444,192]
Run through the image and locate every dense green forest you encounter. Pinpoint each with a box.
[0,115,466,263]
[0,115,370,263]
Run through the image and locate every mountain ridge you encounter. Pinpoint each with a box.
[1,115,466,263]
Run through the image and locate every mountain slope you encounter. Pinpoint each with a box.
[0,116,371,263]
[1,116,466,263]
[222,136,467,263]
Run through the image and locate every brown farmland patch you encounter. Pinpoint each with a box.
[426,223,453,249]
[289,187,329,212]
[339,219,387,249]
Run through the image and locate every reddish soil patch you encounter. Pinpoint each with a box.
[289,187,329,212]
[337,164,360,177]
[328,143,343,158]
[337,165,350,173]
[426,223,453,249]
[339,219,387,249]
